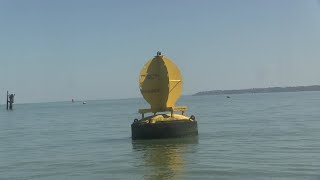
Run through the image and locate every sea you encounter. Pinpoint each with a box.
[0,91,320,180]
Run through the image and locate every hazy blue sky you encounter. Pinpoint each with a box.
[1,0,320,103]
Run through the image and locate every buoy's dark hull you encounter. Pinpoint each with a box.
[131,120,198,140]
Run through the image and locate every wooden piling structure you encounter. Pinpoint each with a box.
[6,91,15,110]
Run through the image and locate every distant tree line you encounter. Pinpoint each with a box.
[193,85,320,96]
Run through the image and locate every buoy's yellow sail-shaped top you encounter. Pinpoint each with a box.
[139,52,186,114]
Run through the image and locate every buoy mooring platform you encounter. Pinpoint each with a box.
[131,52,198,140]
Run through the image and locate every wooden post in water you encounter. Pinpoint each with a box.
[6,91,15,110]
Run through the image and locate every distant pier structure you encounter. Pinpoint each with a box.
[6,91,15,110]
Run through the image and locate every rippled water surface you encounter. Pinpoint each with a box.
[1,91,320,179]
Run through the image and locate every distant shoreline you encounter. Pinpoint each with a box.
[193,85,320,96]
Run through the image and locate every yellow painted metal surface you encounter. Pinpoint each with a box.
[139,52,185,114]
[139,114,193,124]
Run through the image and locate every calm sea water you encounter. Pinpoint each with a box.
[1,91,320,180]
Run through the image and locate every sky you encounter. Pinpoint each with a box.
[1,0,320,103]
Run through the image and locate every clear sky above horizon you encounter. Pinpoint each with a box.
[1,0,320,103]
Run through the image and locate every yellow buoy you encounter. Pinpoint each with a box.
[138,52,187,117]
[131,52,198,139]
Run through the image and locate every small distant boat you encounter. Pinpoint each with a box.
[82,101,87,104]
[226,96,231,98]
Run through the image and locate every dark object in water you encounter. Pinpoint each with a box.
[6,91,15,110]
[226,96,231,98]
[131,117,198,140]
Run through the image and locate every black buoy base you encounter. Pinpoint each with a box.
[131,120,198,140]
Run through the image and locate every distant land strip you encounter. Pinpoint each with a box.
[193,85,320,96]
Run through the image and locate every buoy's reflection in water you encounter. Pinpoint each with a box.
[132,137,198,180]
